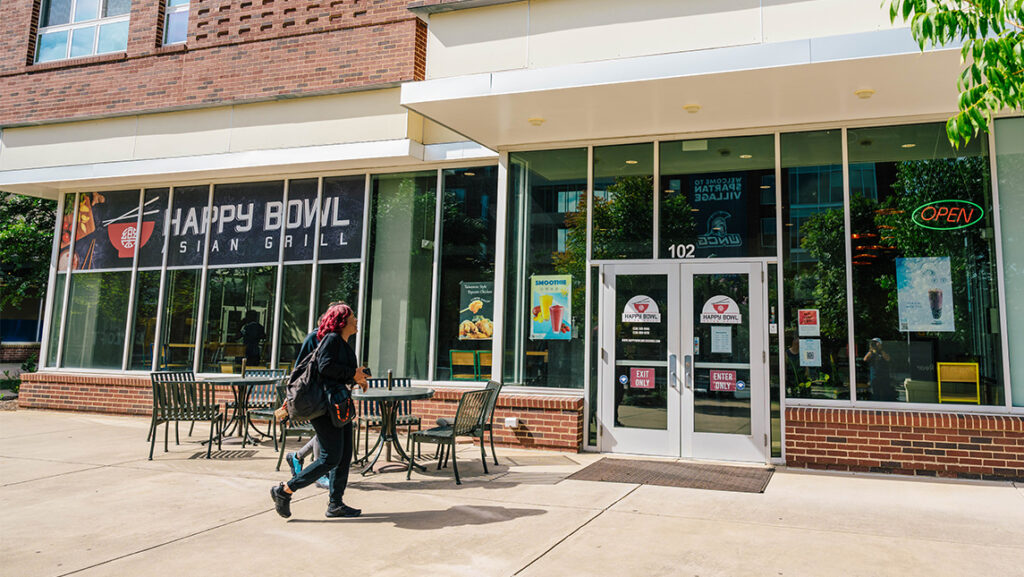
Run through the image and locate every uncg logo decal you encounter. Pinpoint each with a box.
[911,200,984,231]
[697,211,742,248]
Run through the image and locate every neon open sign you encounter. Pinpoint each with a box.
[911,200,984,231]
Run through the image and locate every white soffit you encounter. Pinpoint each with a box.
[0,139,494,199]
[401,28,965,149]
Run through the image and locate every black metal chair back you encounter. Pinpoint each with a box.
[241,368,286,406]
[453,389,490,436]
[148,379,223,459]
[360,377,414,416]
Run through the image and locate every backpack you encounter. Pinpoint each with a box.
[284,336,329,421]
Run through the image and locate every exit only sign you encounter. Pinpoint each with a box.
[630,368,655,389]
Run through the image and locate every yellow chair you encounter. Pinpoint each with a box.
[449,350,478,380]
[937,362,980,404]
[476,351,492,380]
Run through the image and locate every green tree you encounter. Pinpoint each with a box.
[0,192,56,309]
[889,0,1024,146]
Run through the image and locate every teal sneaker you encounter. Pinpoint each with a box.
[285,452,302,475]
[315,476,329,490]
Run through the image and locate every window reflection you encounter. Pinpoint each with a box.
[781,130,851,400]
[505,149,588,388]
[434,167,498,381]
[200,266,276,373]
[848,123,1001,405]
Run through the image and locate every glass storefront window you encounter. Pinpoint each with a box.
[128,270,161,370]
[434,166,498,381]
[848,123,1002,405]
[592,143,654,259]
[200,266,277,373]
[159,269,199,370]
[61,271,131,369]
[659,135,776,259]
[781,130,850,400]
[996,117,1024,407]
[505,149,588,388]
[46,273,66,367]
[362,171,436,379]
[278,264,313,372]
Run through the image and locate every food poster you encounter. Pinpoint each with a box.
[458,281,494,340]
[62,190,155,271]
[530,275,572,340]
[896,257,955,332]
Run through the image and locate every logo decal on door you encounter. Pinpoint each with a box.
[700,296,742,324]
[622,296,662,323]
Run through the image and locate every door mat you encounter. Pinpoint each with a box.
[567,458,774,493]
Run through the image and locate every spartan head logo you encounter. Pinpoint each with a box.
[706,211,731,237]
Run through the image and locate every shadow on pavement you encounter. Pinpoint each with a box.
[287,504,547,529]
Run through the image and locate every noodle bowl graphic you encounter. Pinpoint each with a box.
[108,221,155,258]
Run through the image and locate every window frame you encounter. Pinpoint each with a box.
[35,0,131,63]
[163,0,189,45]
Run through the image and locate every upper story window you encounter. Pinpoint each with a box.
[36,0,131,63]
[164,0,188,45]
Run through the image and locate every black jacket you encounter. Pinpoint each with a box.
[315,332,358,389]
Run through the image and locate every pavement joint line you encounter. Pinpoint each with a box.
[1,464,109,487]
[594,504,1024,550]
[511,483,641,576]
[0,425,101,440]
[52,492,322,577]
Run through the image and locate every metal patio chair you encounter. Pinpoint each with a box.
[148,380,223,460]
[407,388,490,485]
[148,371,195,442]
[436,380,503,467]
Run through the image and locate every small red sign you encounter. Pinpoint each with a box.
[799,309,818,326]
[630,368,655,389]
[709,370,737,392]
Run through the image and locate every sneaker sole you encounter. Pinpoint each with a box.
[270,487,291,518]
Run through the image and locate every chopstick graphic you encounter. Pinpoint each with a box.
[101,197,160,226]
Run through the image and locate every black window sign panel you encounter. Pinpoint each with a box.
[282,179,318,262]
[138,188,168,269]
[688,173,747,258]
[71,189,142,271]
[207,181,284,266]
[167,185,211,268]
[318,175,365,261]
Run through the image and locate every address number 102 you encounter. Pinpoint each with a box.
[667,244,696,259]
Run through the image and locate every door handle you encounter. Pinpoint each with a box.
[683,354,693,390]
[669,354,678,389]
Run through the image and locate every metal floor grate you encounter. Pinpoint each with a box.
[189,450,258,460]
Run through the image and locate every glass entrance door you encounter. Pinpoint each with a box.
[682,262,767,461]
[600,264,681,456]
[599,262,767,462]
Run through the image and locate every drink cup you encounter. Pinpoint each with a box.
[540,294,554,321]
[549,304,564,333]
[928,289,943,323]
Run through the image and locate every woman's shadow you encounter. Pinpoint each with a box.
[288,504,546,529]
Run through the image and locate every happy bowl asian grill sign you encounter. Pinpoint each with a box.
[911,200,984,231]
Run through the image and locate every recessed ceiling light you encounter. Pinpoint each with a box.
[625,160,638,165]
[682,103,701,114]
[760,185,771,189]
[664,189,676,194]
[901,143,917,149]
[464,172,476,176]
[528,117,545,126]
[691,208,700,212]
[854,88,876,99]
[739,154,753,159]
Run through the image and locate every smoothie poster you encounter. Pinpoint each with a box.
[530,275,571,340]
[458,281,494,340]
[895,257,954,333]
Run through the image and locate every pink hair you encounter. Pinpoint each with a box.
[317,303,353,340]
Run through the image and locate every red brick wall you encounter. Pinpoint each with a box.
[0,344,40,363]
[411,388,584,452]
[786,407,1024,482]
[0,0,425,126]
[18,373,584,452]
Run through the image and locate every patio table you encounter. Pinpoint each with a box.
[199,375,282,446]
[352,386,433,475]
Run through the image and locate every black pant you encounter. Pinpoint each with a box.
[287,415,353,505]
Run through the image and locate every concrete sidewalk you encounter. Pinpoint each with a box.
[1,410,1022,577]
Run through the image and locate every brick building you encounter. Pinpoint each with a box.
[1,0,1023,479]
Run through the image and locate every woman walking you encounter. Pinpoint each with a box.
[270,303,369,519]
